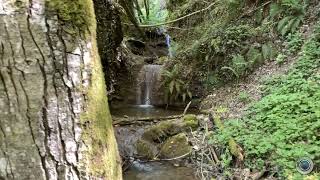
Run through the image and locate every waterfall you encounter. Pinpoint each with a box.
[137,65,162,106]
[157,27,173,58]
[165,34,173,58]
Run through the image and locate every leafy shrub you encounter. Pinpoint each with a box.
[213,22,320,178]
[161,65,192,103]
[262,42,277,60]
[222,54,247,77]
[270,0,309,35]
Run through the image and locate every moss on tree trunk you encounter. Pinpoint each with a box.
[0,0,122,179]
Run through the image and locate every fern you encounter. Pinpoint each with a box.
[221,66,239,78]
[161,65,192,103]
[262,43,274,60]
[270,0,308,35]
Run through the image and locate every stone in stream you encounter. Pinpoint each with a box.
[159,133,192,159]
[135,114,198,159]
[136,139,159,159]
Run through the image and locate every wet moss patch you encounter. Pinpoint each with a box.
[160,133,191,159]
[47,0,95,35]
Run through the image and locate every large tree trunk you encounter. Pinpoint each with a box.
[0,0,122,179]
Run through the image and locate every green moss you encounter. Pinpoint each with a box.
[46,0,95,35]
[81,38,121,178]
[136,139,157,159]
[76,1,121,178]
[142,116,198,143]
[183,114,198,129]
[142,121,179,141]
[159,133,191,159]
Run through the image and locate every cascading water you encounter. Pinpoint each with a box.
[165,34,173,58]
[157,27,173,58]
[137,65,162,106]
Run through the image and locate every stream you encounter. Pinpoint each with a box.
[111,64,197,179]
[110,20,199,179]
[112,105,198,180]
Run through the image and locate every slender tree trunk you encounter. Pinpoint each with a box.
[0,0,122,179]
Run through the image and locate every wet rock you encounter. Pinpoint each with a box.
[135,116,198,159]
[159,133,191,159]
[183,114,198,129]
[136,139,158,159]
[141,117,198,143]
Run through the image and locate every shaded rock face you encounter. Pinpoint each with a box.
[110,28,169,106]
[0,0,121,179]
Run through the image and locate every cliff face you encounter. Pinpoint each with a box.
[0,0,121,179]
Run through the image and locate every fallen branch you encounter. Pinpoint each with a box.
[183,101,192,115]
[209,112,244,163]
[113,115,183,125]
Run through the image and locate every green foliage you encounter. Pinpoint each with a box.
[203,72,221,89]
[270,0,308,35]
[262,42,277,60]
[286,32,304,53]
[216,0,245,19]
[223,54,247,77]
[213,23,320,177]
[161,65,192,103]
[238,91,251,103]
[47,0,94,35]
[275,53,287,64]
[139,0,168,25]
[246,47,264,67]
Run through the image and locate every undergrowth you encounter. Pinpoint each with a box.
[163,0,317,95]
[212,23,320,178]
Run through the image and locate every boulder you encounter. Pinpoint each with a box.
[159,133,192,159]
[135,115,198,159]
[136,139,158,159]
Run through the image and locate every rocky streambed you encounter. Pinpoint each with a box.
[112,105,206,180]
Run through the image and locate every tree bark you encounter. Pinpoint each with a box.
[0,0,121,179]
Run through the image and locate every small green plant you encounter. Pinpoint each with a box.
[286,32,304,53]
[161,65,192,103]
[246,47,264,67]
[262,42,277,60]
[275,53,287,64]
[222,54,247,78]
[238,91,251,103]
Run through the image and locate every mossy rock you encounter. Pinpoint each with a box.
[142,116,198,142]
[142,121,181,142]
[137,117,198,159]
[136,139,158,159]
[159,133,191,159]
[183,114,198,129]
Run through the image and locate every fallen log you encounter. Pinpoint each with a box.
[113,115,183,126]
[208,112,244,164]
